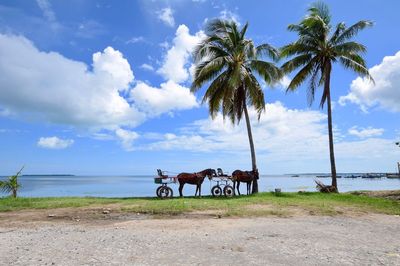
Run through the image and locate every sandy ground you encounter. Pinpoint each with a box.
[0,210,400,266]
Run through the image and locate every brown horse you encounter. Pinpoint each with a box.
[231,170,257,195]
[177,168,214,197]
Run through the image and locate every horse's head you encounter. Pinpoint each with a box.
[204,168,215,179]
[209,169,217,180]
[197,168,215,179]
[249,169,259,180]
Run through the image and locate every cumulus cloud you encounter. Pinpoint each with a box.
[348,126,384,138]
[157,7,175,27]
[339,51,400,112]
[143,102,328,157]
[0,34,144,130]
[115,128,139,151]
[0,33,203,151]
[37,136,74,149]
[157,25,205,83]
[130,80,198,116]
[138,102,399,172]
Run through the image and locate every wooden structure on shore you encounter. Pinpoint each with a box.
[386,162,400,179]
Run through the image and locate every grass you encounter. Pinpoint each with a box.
[0,192,399,217]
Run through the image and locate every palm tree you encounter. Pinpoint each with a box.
[280,2,373,192]
[0,166,24,198]
[191,19,282,193]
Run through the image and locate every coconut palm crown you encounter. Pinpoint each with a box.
[280,1,374,191]
[191,19,282,193]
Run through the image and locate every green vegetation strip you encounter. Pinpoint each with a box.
[0,192,399,216]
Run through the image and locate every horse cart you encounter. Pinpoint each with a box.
[154,168,235,198]
[154,169,176,199]
[209,168,234,197]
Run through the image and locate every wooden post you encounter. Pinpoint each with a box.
[398,162,400,175]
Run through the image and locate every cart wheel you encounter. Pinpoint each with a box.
[159,186,173,199]
[211,185,223,197]
[166,187,173,198]
[158,186,169,198]
[223,185,234,197]
[156,185,164,198]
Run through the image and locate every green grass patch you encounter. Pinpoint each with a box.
[1,192,399,216]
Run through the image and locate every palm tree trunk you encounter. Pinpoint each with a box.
[243,99,259,193]
[12,189,17,198]
[325,65,338,192]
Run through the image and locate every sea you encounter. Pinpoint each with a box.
[0,174,399,198]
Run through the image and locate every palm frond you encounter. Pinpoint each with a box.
[286,58,318,91]
[339,55,374,82]
[191,56,227,92]
[249,60,282,85]
[334,20,373,44]
[281,54,314,74]
[256,43,280,61]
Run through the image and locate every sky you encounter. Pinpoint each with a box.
[0,0,399,175]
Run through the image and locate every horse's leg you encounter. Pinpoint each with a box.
[179,182,184,197]
[237,182,241,196]
[247,182,250,195]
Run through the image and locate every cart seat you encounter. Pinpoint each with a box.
[217,168,228,177]
[157,169,168,178]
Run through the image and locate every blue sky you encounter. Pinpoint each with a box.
[0,0,399,175]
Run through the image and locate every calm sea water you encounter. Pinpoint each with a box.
[0,175,399,197]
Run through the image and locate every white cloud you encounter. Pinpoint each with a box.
[139,102,399,173]
[348,126,384,138]
[278,75,291,89]
[37,136,74,149]
[157,7,175,27]
[219,9,240,25]
[36,0,56,24]
[339,51,400,112]
[115,128,139,151]
[126,36,146,44]
[157,25,205,83]
[130,80,198,116]
[140,63,154,71]
[0,34,144,130]
[144,102,328,157]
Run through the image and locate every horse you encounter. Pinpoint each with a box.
[231,170,257,195]
[177,168,215,197]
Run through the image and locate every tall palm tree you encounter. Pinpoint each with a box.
[191,19,282,193]
[280,2,373,191]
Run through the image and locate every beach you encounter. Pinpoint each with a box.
[0,211,399,265]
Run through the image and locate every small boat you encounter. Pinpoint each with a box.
[291,175,300,177]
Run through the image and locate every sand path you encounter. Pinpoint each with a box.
[0,211,399,265]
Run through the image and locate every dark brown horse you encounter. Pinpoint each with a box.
[231,170,257,195]
[177,168,214,197]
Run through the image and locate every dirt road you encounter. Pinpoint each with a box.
[0,211,399,265]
